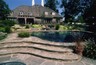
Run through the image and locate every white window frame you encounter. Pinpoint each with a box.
[28,12,33,16]
[45,12,48,15]
[52,12,56,15]
[19,12,23,15]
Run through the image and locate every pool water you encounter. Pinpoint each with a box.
[0,62,26,65]
[31,31,83,42]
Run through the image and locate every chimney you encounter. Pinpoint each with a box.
[41,0,44,7]
[32,0,35,6]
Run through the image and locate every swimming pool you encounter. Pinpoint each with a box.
[31,31,94,43]
[0,62,26,65]
[31,31,86,42]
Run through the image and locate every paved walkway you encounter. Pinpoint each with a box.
[0,33,95,65]
[0,55,95,65]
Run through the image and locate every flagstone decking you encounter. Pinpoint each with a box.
[0,33,95,65]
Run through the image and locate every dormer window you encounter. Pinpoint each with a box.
[10,12,13,16]
[28,12,32,16]
[45,12,48,15]
[52,12,55,15]
[19,12,23,15]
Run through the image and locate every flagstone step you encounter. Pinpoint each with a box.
[1,36,76,47]
[0,47,81,62]
[0,42,73,53]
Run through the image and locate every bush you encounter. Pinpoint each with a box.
[5,26,11,33]
[18,32,30,38]
[55,24,60,30]
[0,20,16,27]
[0,27,5,32]
[0,32,7,40]
[0,27,11,33]
[83,39,96,59]
[32,24,42,29]
[0,20,16,33]
[25,25,30,29]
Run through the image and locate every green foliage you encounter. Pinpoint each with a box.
[83,0,96,33]
[5,26,11,33]
[0,27,5,32]
[83,39,96,59]
[78,16,84,23]
[0,20,16,27]
[0,32,7,40]
[0,27,11,33]
[18,32,30,38]
[60,0,80,22]
[59,25,73,30]
[61,0,90,23]
[0,0,10,20]
[45,0,58,12]
[32,24,42,29]
[25,25,30,29]
[0,20,15,33]
[55,24,60,30]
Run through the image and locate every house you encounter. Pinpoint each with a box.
[8,0,62,25]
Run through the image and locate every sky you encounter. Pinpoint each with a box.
[4,0,42,10]
[4,0,62,15]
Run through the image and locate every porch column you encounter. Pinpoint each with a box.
[25,18,27,25]
[16,17,19,24]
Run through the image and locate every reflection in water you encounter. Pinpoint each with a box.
[31,31,85,43]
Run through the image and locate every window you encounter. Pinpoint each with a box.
[52,12,55,15]
[45,12,48,15]
[19,12,23,15]
[28,12,32,16]
[10,12,13,16]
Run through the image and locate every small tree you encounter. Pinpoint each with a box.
[0,0,10,20]
[83,39,96,59]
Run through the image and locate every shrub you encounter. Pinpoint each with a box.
[32,24,42,29]
[5,26,11,33]
[0,20,16,33]
[18,32,30,38]
[83,39,96,59]
[0,27,5,32]
[25,25,30,29]
[0,32,7,40]
[0,20,16,27]
[0,27,11,33]
[55,24,60,30]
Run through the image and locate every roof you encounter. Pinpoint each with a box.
[10,5,62,18]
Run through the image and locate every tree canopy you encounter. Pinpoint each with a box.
[44,0,59,13]
[0,0,10,20]
[83,0,96,32]
[61,0,80,23]
[60,0,91,23]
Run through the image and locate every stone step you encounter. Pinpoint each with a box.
[1,40,76,47]
[0,42,73,53]
[0,47,81,61]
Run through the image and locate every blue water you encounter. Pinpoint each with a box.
[31,31,84,42]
